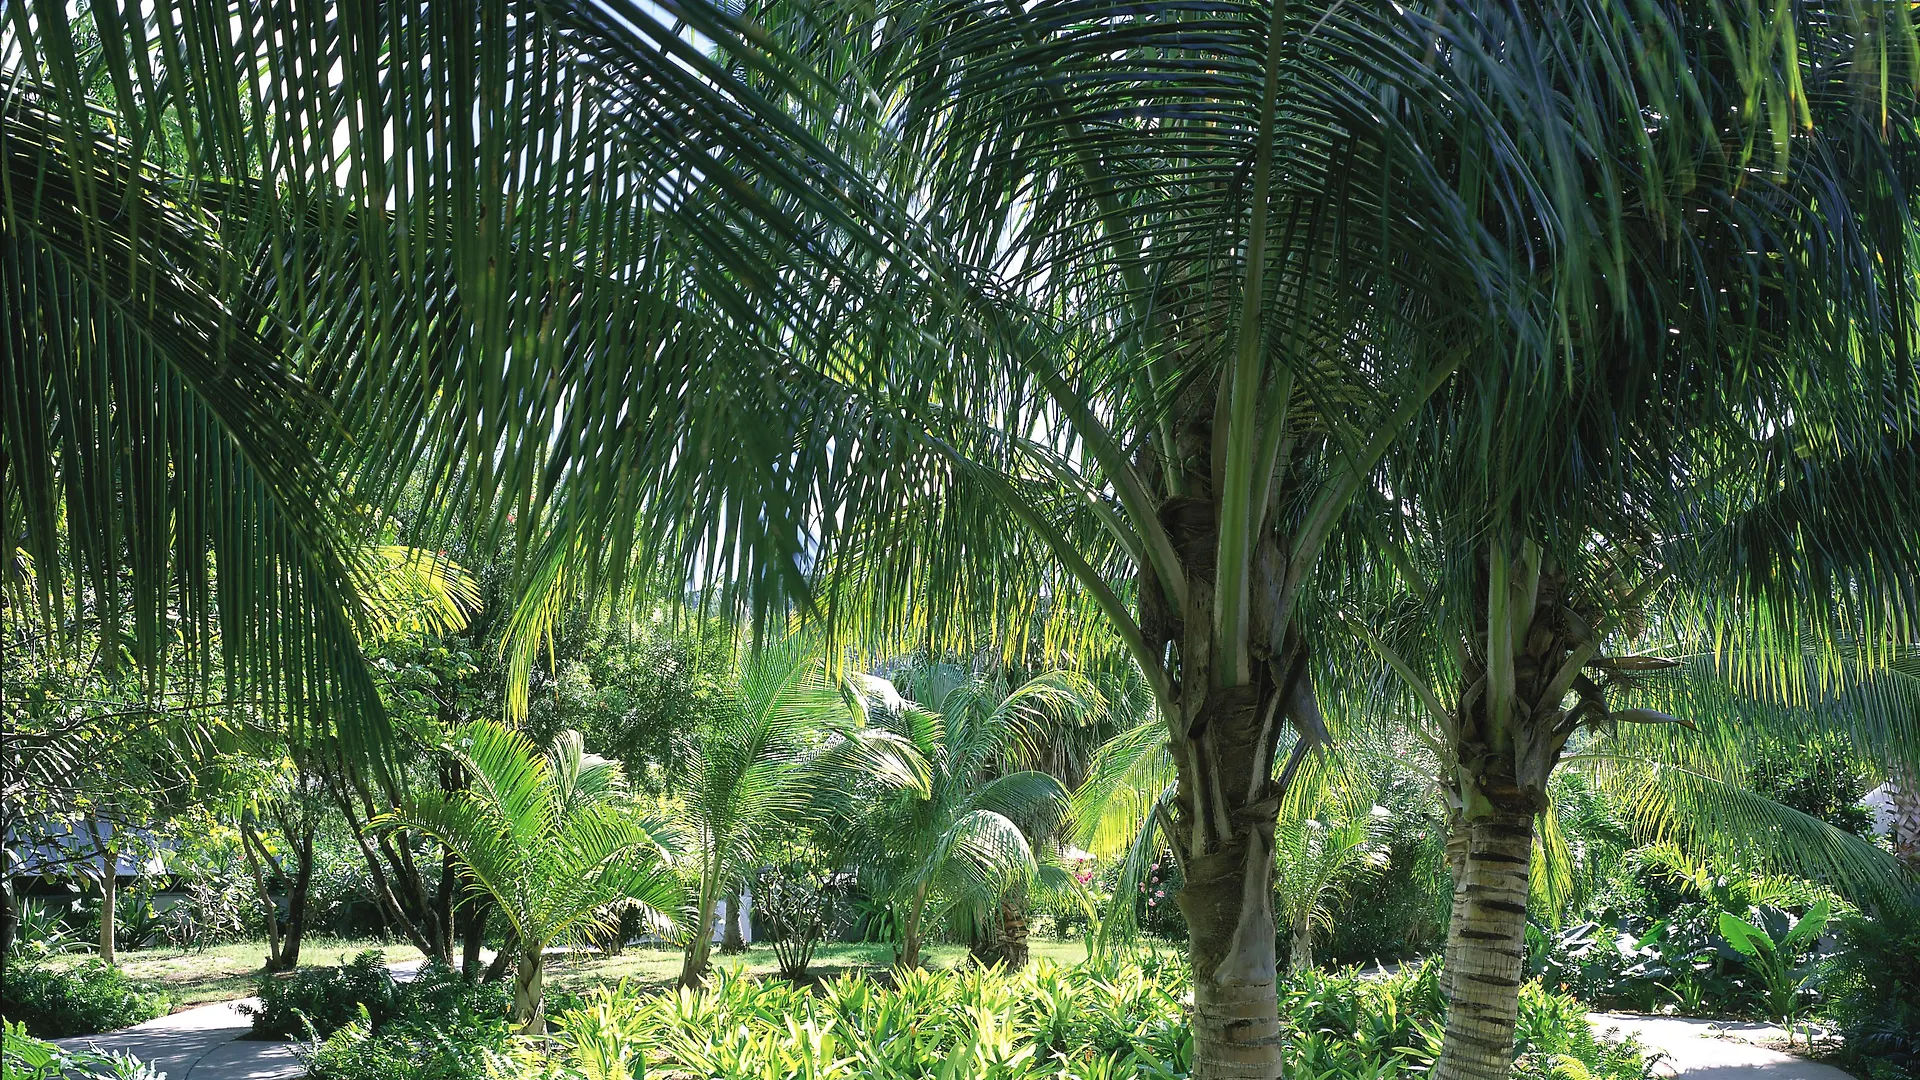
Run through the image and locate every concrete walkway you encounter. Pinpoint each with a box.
[53,998,303,1080]
[48,961,437,1079]
[1590,1014,1856,1080]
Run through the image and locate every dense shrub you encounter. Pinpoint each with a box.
[0,958,170,1038]
[1320,790,1451,966]
[243,949,397,1038]
[301,967,511,1080]
[1824,903,1920,1080]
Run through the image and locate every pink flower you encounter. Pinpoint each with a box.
[1147,899,1157,907]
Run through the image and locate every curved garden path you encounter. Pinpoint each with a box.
[1589,1014,1857,1080]
[50,959,431,1080]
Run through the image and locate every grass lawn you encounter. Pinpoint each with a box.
[49,938,425,1010]
[47,937,1089,1010]
[544,939,1092,995]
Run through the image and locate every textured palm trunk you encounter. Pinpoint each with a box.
[1289,913,1313,972]
[511,941,546,1034]
[1434,805,1535,1080]
[1141,464,1324,1079]
[680,870,721,988]
[721,883,747,954]
[1441,809,1470,1003]
[279,829,314,970]
[1890,765,1920,870]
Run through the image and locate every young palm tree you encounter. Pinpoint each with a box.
[852,666,1084,969]
[1274,807,1388,972]
[671,635,926,988]
[382,720,682,1033]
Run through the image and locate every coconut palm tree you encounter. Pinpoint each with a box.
[11,3,1915,1076]
[381,720,682,1034]
[1274,806,1388,972]
[670,635,927,988]
[851,666,1086,969]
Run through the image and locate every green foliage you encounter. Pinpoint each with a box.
[1824,903,1920,1079]
[244,949,397,1039]
[1744,733,1876,837]
[1716,899,1831,1040]
[0,958,169,1038]
[299,966,513,1080]
[1,1019,163,1080]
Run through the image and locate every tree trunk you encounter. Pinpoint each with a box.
[721,883,747,954]
[279,828,314,970]
[896,883,928,970]
[239,821,285,969]
[460,890,489,977]
[1890,764,1920,871]
[1289,912,1313,972]
[679,878,720,988]
[511,940,546,1034]
[90,822,117,965]
[0,877,16,970]
[1434,806,1535,1080]
[1441,808,1471,1003]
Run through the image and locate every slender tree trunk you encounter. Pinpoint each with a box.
[511,940,546,1034]
[90,822,117,965]
[1434,805,1535,1080]
[721,882,747,954]
[239,821,285,969]
[680,872,721,988]
[280,828,313,970]
[460,890,489,977]
[1289,913,1313,972]
[0,877,17,970]
[896,883,929,969]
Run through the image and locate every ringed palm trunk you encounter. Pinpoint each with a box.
[1434,800,1535,1080]
[511,939,546,1034]
[1289,913,1313,972]
[1146,492,1314,1080]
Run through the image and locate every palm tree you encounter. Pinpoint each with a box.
[852,666,1083,969]
[1274,806,1387,972]
[670,635,926,988]
[381,720,682,1034]
[11,4,1914,1076]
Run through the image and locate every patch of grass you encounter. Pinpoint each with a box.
[48,938,425,1010]
[544,939,1091,994]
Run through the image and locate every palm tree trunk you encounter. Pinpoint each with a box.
[1890,765,1920,871]
[1289,912,1313,972]
[721,882,747,954]
[1177,833,1283,1080]
[680,873,721,988]
[897,883,929,969]
[1441,808,1470,1004]
[511,940,546,1034]
[998,897,1029,970]
[279,828,314,970]
[1433,806,1535,1080]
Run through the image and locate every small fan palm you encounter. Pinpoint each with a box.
[381,720,682,1033]
[856,666,1085,969]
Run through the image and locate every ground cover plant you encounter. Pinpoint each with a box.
[294,958,1652,1080]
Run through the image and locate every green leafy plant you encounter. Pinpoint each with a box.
[1716,899,1831,1044]
[243,949,397,1039]
[1,1020,162,1080]
[382,720,683,1033]
[1822,903,1920,1078]
[0,958,169,1038]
